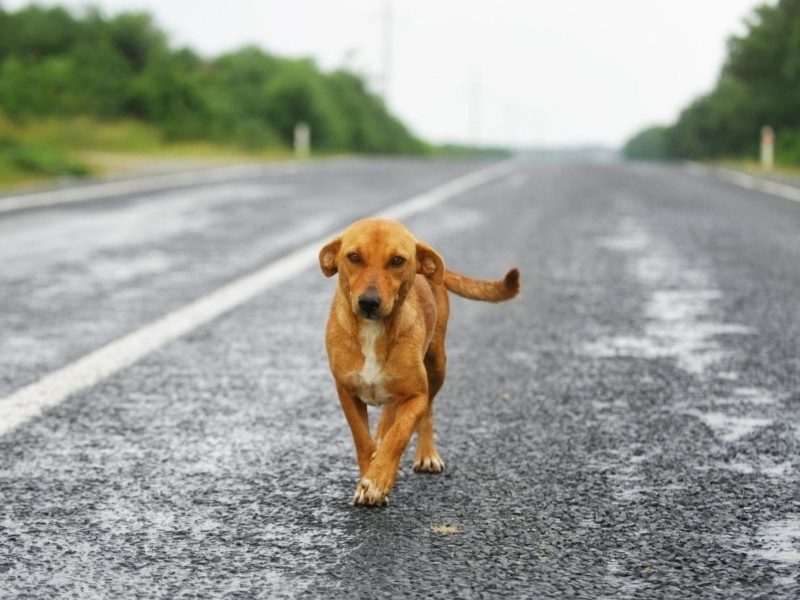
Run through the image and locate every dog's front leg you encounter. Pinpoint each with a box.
[375,404,397,451]
[336,383,375,478]
[354,393,427,506]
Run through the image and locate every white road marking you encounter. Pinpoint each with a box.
[375,161,513,220]
[684,161,800,204]
[0,162,309,214]
[0,161,512,436]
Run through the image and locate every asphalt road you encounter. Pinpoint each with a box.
[1,158,799,598]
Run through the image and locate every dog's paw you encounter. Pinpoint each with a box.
[413,452,445,474]
[353,477,389,506]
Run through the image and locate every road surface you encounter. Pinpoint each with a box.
[1,158,799,598]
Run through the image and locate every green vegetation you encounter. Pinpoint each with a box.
[0,114,298,187]
[433,143,511,159]
[624,0,800,166]
[0,3,428,186]
[622,126,669,161]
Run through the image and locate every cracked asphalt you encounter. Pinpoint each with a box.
[1,158,799,598]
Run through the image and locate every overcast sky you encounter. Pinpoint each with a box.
[6,0,770,148]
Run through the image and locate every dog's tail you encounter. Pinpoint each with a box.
[443,268,520,302]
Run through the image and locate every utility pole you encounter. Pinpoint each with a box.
[380,0,393,106]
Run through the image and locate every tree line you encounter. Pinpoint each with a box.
[0,4,426,154]
[624,0,800,165]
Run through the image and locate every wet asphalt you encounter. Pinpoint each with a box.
[1,158,799,598]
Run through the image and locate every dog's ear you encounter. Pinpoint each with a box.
[416,241,445,285]
[319,237,342,277]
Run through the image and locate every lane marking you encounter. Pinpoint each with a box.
[0,161,323,214]
[0,161,513,436]
[684,161,800,204]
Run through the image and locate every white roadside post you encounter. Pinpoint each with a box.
[760,125,774,170]
[294,122,310,159]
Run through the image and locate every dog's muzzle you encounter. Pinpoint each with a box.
[357,292,382,319]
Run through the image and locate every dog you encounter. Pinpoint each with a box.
[319,218,520,506]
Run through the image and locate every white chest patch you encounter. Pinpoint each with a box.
[355,322,393,406]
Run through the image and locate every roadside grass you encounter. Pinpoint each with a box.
[0,115,503,194]
[717,159,800,181]
[0,116,296,191]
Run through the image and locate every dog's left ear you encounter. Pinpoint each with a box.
[319,237,342,277]
[416,241,445,285]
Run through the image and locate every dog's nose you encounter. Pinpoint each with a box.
[358,293,381,314]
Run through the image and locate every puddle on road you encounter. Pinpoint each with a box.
[407,205,486,240]
[712,387,778,407]
[703,458,792,478]
[742,517,800,587]
[0,183,279,272]
[685,410,773,443]
[586,219,753,376]
[748,518,800,565]
[81,250,174,284]
[583,215,793,503]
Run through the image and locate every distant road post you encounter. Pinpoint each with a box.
[760,126,774,170]
[294,122,310,159]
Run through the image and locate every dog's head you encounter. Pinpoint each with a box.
[319,219,444,320]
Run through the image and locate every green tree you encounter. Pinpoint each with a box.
[0,3,426,154]
[622,125,669,160]
[263,60,348,150]
[626,0,800,165]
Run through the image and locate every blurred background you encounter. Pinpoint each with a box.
[0,0,796,188]
[4,4,800,594]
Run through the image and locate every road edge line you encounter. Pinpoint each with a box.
[0,160,345,215]
[683,161,800,204]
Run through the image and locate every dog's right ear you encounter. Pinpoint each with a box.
[319,237,342,277]
[416,241,445,285]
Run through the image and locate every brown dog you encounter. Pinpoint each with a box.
[319,218,519,506]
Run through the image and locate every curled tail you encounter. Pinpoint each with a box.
[443,268,520,302]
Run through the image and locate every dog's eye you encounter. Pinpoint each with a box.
[390,256,406,267]
[347,253,362,265]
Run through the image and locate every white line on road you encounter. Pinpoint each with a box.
[0,162,310,214]
[0,161,513,437]
[684,161,800,204]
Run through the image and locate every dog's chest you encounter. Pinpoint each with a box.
[353,322,393,406]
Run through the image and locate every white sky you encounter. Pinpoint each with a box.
[5,0,769,148]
